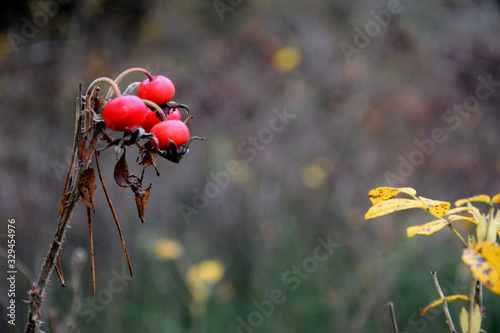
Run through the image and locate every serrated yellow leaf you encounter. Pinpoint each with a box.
[364,198,425,220]
[491,194,500,203]
[455,195,491,207]
[368,187,417,205]
[447,215,478,224]
[420,294,469,315]
[462,242,500,295]
[407,219,448,237]
[460,307,468,333]
[418,196,450,216]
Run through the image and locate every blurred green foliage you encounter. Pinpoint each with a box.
[1,0,500,332]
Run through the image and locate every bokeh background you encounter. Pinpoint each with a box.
[1,0,500,332]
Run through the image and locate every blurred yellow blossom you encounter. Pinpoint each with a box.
[152,238,184,261]
[186,259,225,303]
[300,157,334,189]
[273,46,302,72]
[230,160,251,184]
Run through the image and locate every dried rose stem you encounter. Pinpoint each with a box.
[94,151,134,278]
[25,83,101,333]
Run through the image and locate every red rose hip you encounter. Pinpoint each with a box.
[142,109,163,132]
[102,95,148,132]
[138,75,175,105]
[167,108,181,121]
[150,120,189,150]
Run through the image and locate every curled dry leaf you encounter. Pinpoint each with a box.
[78,168,96,212]
[140,149,160,176]
[114,150,131,187]
[134,183,151,223]
[113,149,152,223]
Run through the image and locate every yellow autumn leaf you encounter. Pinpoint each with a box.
[407,219,448,237]
[460,307,468,333]
[364,198,425,220]
[491,193,500,203]
[368,187,417,205]
[455,195,491,207]
[418,196,450,216]
[447,215,478,225]
[460,305,482,333]
[444,207,468,215]
[471,304,482,333]
[462,242,500,295]
[445,207,471,216]
[420,294,468,315]
[465,203,488,242]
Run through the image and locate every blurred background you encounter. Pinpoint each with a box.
[1,0,500,332]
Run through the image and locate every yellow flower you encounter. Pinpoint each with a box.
[186,259,225,285]
[186,260,225,303]
[152,238,184,261]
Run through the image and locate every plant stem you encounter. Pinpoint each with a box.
[105,67,153,100]
[412,194,467,247]
[469,277,477,333]
[431,271,456,333]
[143,99,167,121]
[25,84,101,333]
[86,77,121,99]
[387,302,399,333]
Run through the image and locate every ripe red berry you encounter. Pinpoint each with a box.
[167,108,181,121]
[102,96,148,132]
[150,120,189,150]
[137,75,175,105]
[142,109,162,133]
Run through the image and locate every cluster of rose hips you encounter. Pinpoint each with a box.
[101,73,192,153]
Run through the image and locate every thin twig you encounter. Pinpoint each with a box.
[469,277,478,333]
[387,302,399,333]
[431,271,456,333]
[54,254,66,287]
[94,151,134,279]
[87,207,96,296]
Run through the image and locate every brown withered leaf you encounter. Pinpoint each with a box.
[78,168,96,212]
[140,150,160,176]
[58,192,70,217]
[134,183,151,223]
[114,150,131,187]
